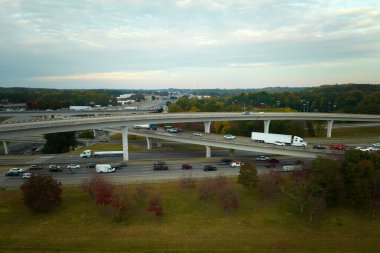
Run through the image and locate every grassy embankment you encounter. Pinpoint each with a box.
[0,179,379,253]
[331,126,380,139]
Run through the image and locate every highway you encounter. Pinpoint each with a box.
[0,156,308,189]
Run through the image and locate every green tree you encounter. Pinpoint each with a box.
[42,132,78,154]
[279,170,313,214]
[21,174,62,213]
[238,163,258,191]
[311,157,343,207]
[78,130,94,139]
[342,151,380,209]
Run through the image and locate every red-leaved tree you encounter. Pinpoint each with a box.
[21,174,62,213]
[219,187,239,215]
[82,175,113,206]
[147,194,163,218]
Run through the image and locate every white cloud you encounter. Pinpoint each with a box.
[33,70,175,82]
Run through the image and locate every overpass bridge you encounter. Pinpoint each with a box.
[1,112,379,159]
[126,129,344,159]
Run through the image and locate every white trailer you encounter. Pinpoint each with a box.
[95,164,115,173]
[80,150,123,158]
[69,106,92,111]
[132,124,157,130]
[281,165,303,172]
[251,132,307,147]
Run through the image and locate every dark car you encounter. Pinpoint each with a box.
[48,165,62,172]
[153,161,168,170]
[217,158,232,165]
[117,162,128,167]
[112,163,128,170]
[267,158,279,164]
[265,163,276,168]
[86,163,96,168]
[29,164,43,170]
[181,164,193,170]
[203,165,217,171]
[313,144,326,150]
[5,171,19,177]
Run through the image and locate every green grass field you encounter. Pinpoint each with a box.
[0,179,379,253]
[331,126,380,138]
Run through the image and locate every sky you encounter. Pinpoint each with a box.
[0,0,380,90]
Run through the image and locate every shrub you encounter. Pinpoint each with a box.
[258,171,282,204]
[219,186,239,215]
[198,179,217,202]
[21,174,62,213]
[179,174,196,190]
[82,175,113,206]
[147,194,163,218]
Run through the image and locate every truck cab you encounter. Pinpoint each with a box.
[80,150,92,158]
[292,136,307,147]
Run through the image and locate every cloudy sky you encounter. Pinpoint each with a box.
[1,0,379,89]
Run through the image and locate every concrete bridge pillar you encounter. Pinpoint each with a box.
[157,139,162,148]
[146,137,152,150]
[2,141,9,154]
[264,120,271,133]
[326,120,334,138]
[204,121,212,158]
[229,149,235,158]
[121,126,129,161]
[206,146,211,158]
[204,121,211,133]
[93,129,99,140]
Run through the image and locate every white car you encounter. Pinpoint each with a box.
[357,147,372,152]
[230,162,244,167]
[9,168,23,173]
[273,141,286,146]
[224,134,236,140]
[256,156,269,161]
[67,164,80,169]
[22,172,32,179]
[193,132,203,137]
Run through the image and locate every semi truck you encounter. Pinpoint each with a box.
[132,124,157,130]
[251,132,307,147]
[80,150,123,158]
[95,164,115,173]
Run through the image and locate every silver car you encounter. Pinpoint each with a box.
[224,134,236,140]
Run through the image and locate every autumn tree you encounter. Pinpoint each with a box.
[238,163,258,191]
[21,174,62,213]
[82,175,113,206]
[258,171,282,204]
[219,186,239,215]
[198,179,217,202]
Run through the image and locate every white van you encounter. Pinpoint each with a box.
[95,164,115,173]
